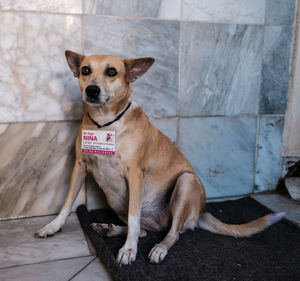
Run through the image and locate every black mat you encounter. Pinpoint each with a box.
[77,197,300,281]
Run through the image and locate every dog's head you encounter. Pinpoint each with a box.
[65,50,154,107]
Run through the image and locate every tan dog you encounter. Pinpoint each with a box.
[36,51,285,265]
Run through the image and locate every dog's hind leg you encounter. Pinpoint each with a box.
[90,223,147,237]
[148,172,205,263]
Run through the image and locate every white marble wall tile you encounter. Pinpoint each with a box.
[84,0,181,20]
[178,117,256,198]
[0,0,82,14]
[84,16,180,117]
[180,22,263,116]
[255,116,284,192]
[0,12,83,122]
[182,0,265,24]
[0,121,85,219]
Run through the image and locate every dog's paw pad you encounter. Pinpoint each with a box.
[148,244,168,263]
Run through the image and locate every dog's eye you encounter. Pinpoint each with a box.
[105,67,117,77]
[81,66,91,75]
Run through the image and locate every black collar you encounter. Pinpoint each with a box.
[87,102,131,129]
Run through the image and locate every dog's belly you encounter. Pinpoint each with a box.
[83,154,172,231]
[140,188,172,231]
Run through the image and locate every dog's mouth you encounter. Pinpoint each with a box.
[85,96,111,105]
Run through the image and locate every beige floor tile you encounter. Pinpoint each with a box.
[0,256,94,281]
[0,214,91,268]
[71,258,112,281]
[252,193,300,225]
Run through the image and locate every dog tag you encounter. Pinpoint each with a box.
[82,130,115,155]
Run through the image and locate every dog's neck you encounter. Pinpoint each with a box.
[86,87,133,125]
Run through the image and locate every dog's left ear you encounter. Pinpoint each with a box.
[123,57,155,82]
[65,50,85,78]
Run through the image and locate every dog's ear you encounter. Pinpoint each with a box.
[65,50,85,78]
[123,57,155,82]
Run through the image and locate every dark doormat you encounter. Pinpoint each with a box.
[76,197,300,281]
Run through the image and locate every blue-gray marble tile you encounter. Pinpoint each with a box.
[0,12,83,122]
[84,0,181,20]
[182,0,266,24]
[84,16,180,117]
[178,117,256,198]
[180,22,263,116]
[255,116,284,192]
[149,117,178,144]
[265,0,296,26]
[0,0,82,14]
[260,26,293,114]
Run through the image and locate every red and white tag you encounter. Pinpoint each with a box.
[82,130,115,155]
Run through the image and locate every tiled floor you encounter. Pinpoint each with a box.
[0,194,299,281]
[0,214,112,281]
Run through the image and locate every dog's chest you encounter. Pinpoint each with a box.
[83,153,128,213]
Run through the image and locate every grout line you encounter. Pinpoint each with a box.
[252,116,260,193]
[263,0,267,26]
[0,9,294,27]
[258,0,267,114]
[0,119,82,125]
[0,255,93,271]
[282,0,300,156]
[69,257,97,280]
[82,229,96,256]
[179,114,285,118]
[206,192,254,202]
[81,2,85,54]
[0,114,286,126]
[74,13,294,27]
[81,0,84,15]
[176,0,184,147]
[0,9,292,27]
[0,211,79,222]
[74,12,180,22]
[0,9,82,16]
[206,190,281,202]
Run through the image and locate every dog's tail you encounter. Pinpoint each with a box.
[196,212,285,238]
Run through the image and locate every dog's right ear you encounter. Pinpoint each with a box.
[65,50,85,78]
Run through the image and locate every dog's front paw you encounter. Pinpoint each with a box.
[35,219,63,238]
[117,246,137,265]
[148,244,168,263]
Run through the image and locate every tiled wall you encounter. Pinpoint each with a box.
[0,0,296,218]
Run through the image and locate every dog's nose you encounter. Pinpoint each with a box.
[85,85,101,98]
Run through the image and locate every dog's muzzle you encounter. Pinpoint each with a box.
[85,85,101,99]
